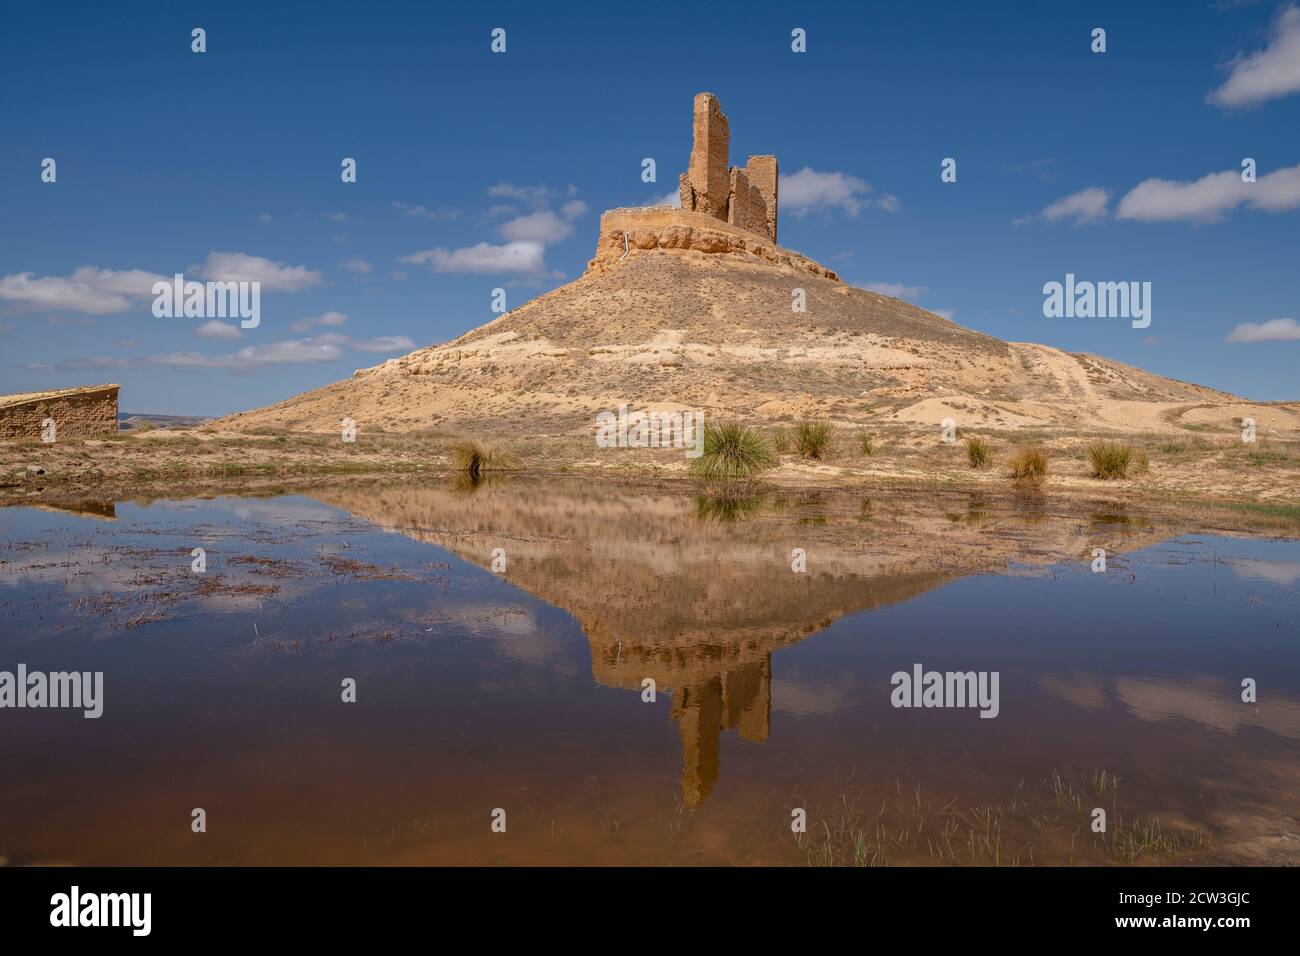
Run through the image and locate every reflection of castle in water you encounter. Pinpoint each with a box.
[307,480,1170,807]
[672,657,770,805]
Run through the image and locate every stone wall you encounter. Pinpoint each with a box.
[744,155,779,243]
[676,93,778,243]
[0,385,120,440]
[727,167,770,238]
[682,93,731,219]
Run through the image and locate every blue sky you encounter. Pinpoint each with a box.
[1,0,1297,415]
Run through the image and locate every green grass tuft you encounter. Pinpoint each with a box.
[690,422,777,481]
[794,419,834,460]
[1087,441,1133,480]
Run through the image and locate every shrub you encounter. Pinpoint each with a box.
[451,440,512,480]
[965,437,993,469]
[795,419,834,460]
[1009,447,1048,481]
[859,432,875,457]
[690,422,777,481]
[693,491,768,522]
[1087,441,1133,480]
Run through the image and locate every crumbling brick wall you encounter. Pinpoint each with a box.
[677,93,778,243]
[681,93,731,219]
[727,168,770,238]
[0,385,120,440]
[744,155,778,243]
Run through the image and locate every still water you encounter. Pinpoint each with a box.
[1,481,1296,865]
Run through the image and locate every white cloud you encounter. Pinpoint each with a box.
[290,310,349,333]
[341,258,373,275]
[392,201,462,221]
[1225,317,1300,343]
[351,335,416,353]
[151,338,346,369]
[488,182,553,205]
[932,308,956,321]
[400,241,546,274]
[779,167,895,217]
[257,213,272,223]
[649,189,682,208]
[1020,187,1111,225]
[1208,6,1300,107]
[855,281,925,299]
[159,331,410,367]
[0,266,167,314]
[26,331,410,372]
[195,320,243,340]
[1116,163,1300,222]
[875,193,901,213]
[499,210,575,244]
[22,355,133,371]
[560,199,587,220]
[197,252,322,292]
[326,212,351,223]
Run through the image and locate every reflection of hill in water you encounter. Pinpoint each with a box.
[1,498,116,521]
[309,480,1175,805]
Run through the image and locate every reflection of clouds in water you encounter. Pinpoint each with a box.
[196,497,346,525]
[1115,678,1300,742]
[197,575,321,612]
[1040,677,1107,710]
[441,603,538,637]
[403,602,565,666]
[0,543,324,614]
[0,548,147,593]
[1227,558,1300,587]
[772,674,857,717]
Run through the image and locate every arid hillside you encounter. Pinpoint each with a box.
[215,207,1298,441]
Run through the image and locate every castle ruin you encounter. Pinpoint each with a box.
[590,93,838,279]
[678,93,778,243]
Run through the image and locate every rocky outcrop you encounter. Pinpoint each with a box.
[588,207,838,280]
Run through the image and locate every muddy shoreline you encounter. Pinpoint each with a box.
[3,427,1298,536]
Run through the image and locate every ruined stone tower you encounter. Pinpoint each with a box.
[678,93,778,243]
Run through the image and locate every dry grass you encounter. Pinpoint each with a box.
[451,439,514,480]
[795,419,834,460]
[965,437,993,469]
[1087,441,1134,480]
[1009,447,1048,481]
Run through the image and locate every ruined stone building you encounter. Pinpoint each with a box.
[678,92,778,243]
[0,384,120,439]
